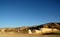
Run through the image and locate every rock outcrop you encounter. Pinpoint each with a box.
[27,22,60,34]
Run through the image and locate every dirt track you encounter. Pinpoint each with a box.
[0,34,60,37]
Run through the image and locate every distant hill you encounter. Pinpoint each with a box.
[15,22,60,34]
[28,22,60,30]
[0,22,60,34]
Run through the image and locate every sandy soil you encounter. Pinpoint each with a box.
[0,33,60,37]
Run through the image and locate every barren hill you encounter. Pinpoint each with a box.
[0,22,60,34]
[28,22,60,30]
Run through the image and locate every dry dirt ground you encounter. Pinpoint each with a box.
[0,33,60,37]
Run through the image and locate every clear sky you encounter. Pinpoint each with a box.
[0,0,60,28]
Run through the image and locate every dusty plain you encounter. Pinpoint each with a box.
[0,33,60,37]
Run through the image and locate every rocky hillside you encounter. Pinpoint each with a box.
[28,22,60,30]
[27,22,60,34]
[0,22,60,34]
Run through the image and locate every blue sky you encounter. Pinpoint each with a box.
[0,0,60,28]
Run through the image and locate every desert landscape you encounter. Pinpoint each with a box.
[0,0,60,37]
[0,22,60,37]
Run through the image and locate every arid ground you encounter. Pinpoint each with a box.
[0,33,60,37]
